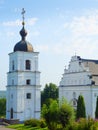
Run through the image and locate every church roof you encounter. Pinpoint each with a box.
[13,8,34,52]
[76,56,98,85]
[14,27,34,52]
[60,56,98,86]
[80,58,98,75]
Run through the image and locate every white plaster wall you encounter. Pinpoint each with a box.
[59,56,98,118]
[7,51,41,121]
[59,86,92,117]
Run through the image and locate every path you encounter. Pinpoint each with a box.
[0,126,15,130]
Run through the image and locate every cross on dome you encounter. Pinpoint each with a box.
[21,8,26,26]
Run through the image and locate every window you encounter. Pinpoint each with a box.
[73,99,77,106]
[73,92,76,98]
[10,108,13,119]
[12,79,14,85]
[12,60,14,71]
[25,60,31,70]
[11,94,13,99]
[26,93,31,99]
[26,79,31,85]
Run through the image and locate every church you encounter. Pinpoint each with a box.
[59,55,98,118]
[6,9,41,121]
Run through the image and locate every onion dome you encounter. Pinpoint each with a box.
[14,8,34,52]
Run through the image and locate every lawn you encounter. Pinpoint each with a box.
[7,124,47,130]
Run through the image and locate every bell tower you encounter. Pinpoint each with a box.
[6,8,41,121]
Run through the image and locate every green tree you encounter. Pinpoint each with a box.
[59,98,75,128]
[42,98,75,129]
[41,83,58,107]
[76,95,86,119]
[0,98,6,117]
[95,96,98,118]
[41,100,59,130]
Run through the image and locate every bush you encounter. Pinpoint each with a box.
[24,118,39,127]
[39,118,47,128]
[65,122,78,130]
[76,95,86,119]
[41,100,59,130]
[59,99,75,128]
[65,118,98,130]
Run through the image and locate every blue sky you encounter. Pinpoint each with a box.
[1,0,98,90]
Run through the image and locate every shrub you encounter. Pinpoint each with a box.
[24,118,39,127]
[39,118,47,128]
[65,122,78,130]
[59,99,75,128]
[76,95,86,119]
[41,100,59,130]
[95,96,98,118]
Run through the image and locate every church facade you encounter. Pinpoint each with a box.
[6,10,41,121]
[59,55,98,118]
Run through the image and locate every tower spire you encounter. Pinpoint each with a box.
[20,8,27,41]
[21,8,26,26]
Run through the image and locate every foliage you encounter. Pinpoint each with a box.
[65,118,98,130]
[59,98,75,128]
[95,96,98,118]
[76,95,86,119]
[42,98,75,130]
[24,118,40,127]
[39,118,47,128]
[8,118,98,130]
[41,100,59,130]
[0,98,6,117]
[41,83,58,107]
[7,123,47,130]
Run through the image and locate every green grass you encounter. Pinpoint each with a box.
[7,124,47,130]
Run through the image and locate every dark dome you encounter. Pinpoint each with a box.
[13,26,34,52]
[14,40,34,52]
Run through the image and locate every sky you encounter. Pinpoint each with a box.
[1,0,98,90]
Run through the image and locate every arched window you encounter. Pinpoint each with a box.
[12,60,14,71]
[10,108,13,119]
[25,60,31,70]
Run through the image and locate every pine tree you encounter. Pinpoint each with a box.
[76,95,86,119]
[95,96,98,118]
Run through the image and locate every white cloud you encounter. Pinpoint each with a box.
[35,44,49,52]
[55,9,98,58]
[2,19,21,26]
[2,17,38,27]
[27,18,38,26]
[6,32,15,37]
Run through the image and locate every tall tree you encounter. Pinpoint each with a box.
[59,98,75,128]
[41,100,59,130]
[0,98,6,117]
[95,96,98,118]
[76,95,86,119]
[41,83,58,107]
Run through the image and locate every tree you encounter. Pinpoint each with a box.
[59,98,75,128]
[41,100,59,130]
[42,98,75,129]
[41,83,58,107]
[95,96,98,118]
[76,95,86,119]
[0,98,6,117]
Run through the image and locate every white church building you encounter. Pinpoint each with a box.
[59,55,98,118]
[6,9,41,121]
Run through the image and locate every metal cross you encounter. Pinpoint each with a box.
[21,8,26,23]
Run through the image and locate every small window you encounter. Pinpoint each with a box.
[25,60,31,70]
[12,60,14,71]
[26,79,31,85]
[11,94,13,99]
[12,79,14,85]
[26,93,31,99]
